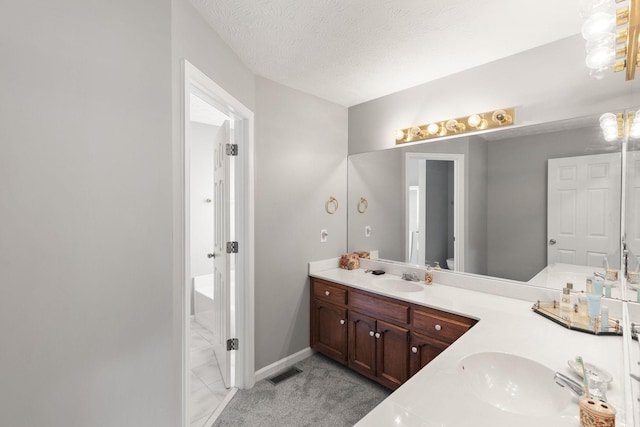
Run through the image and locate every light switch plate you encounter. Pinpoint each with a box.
[365,225,372,237]
[320,229,328,243]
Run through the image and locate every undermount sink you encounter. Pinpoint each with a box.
[373,278,424,293]
[459,352,572,416]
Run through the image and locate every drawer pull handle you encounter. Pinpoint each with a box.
[435,324,442,331]
[369,331,375,337]
[375,332,381,339]
[339,320,345,325]
[325,291,330,296]
[411,346,418,354]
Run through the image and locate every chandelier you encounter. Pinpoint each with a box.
[581,0,639,80]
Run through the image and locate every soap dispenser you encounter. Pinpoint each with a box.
[560,287,572,320]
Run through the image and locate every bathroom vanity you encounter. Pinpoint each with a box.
[309,258,627,426]
[311,277,476,389]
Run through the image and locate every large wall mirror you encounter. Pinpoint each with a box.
[348,111,640,301]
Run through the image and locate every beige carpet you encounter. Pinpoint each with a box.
[213,353,391,426]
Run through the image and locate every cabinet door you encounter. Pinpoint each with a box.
[409,331,450,377]
[348,311,377,378]
[311,299,348,363]
[376,320,410,389]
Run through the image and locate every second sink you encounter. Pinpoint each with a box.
[459,352,573,416]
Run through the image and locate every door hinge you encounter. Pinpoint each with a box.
[226,241,239,253]
[226,144,238,156]
[227,338,239,351]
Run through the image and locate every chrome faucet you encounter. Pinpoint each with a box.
[554,372,585,397]
[402,272,420,282]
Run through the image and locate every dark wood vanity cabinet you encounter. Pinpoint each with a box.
[310,279,348,363]
[409,332,450,376]
[348,291,410,389]
[310,277,476,389]
[409,307,477,376]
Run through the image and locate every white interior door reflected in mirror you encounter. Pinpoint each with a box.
[547,153,621,268]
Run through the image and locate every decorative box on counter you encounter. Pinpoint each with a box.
[340,253,360,270]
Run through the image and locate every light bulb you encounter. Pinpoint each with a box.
[410,127,422,138]
[590,68,607,79]
[445,119,458,131]
[395,130,405,141]
[579,0,614,18]
[581,12,615,41]
[600,112,617,128]
[427,123,439,135]
[631,124,640,139]
[603,130,618,141]
[585,33,614,53]
[467,114,482,128]
[586,46,615,69]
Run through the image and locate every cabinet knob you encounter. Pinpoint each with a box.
[339,319,345,325]
[411,346,418,354]
[434,324,442,331]
[375,332,381,339]
[325,291,330,296]
[369,331,375,337]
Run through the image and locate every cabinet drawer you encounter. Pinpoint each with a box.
[350,291,410,325]
[313,279,347,306]
[413,308,475,343]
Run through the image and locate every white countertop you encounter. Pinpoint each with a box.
[309,266,627,427]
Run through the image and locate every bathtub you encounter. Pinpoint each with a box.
[193,274,214,333]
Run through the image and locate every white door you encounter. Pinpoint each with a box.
[547,153,621,267]
[626,150,640,267]
[213,120,232,388]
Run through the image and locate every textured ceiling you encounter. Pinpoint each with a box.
[190,0,584,107]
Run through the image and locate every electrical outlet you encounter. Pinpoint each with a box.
[320,229,328,243]
[365,225,372,237]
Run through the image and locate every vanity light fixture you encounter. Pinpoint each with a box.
[394,108,515,145]
[599,110,640,141]
[581,0,640,80]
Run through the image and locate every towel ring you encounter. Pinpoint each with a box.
[357,197,368,213]
[325,196,339,214]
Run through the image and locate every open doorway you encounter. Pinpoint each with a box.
[182,61,255,427]
[405,153,464,271]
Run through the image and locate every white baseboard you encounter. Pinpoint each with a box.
[254,347,315,383]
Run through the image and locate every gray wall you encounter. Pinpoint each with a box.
[1,1,176,426]
[466,137,489,275]
[486,126,610,281]
[254,77,348,370]
[348,35,640,155]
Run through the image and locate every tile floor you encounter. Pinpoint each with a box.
[190,320,230,427]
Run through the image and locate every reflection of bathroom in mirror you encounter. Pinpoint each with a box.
[348,114,626,295]
[625,111,640,302]
[405,153,463,272]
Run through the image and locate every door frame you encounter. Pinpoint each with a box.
[180,60,255,426]
[404,152,465,271]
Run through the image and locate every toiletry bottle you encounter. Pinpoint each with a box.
[600,306,609,332]
[560,287,572,320]
[424,265,433,285]
[433,261,441,270]
[586,276,593,294]
[578,291,589,324]
[604,282,612,298]
[566,282,575,307]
